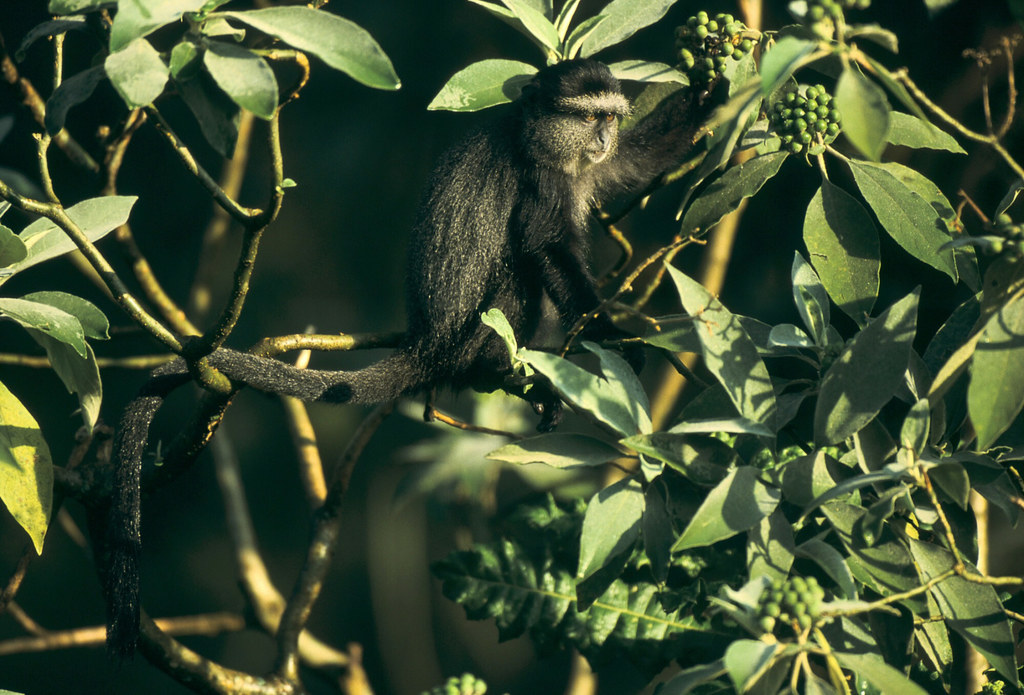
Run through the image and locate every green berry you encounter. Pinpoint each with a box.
[813,119,828,133]
[799,131,813,145]
[826,122,840,137]
[789,141,804,153]
[725,22,740,36]
[829,108,841,123]
[797,613,813,630]
[759,615,776,632]
[806,112,818,124]
[719,42,734,56]
[719,13,735,26]
[696,11,709,25]
[739,38,753,53]
[794,118,808,132]
[695,24,709,40]
[996,213,1013,226]
[706,19,719,32]
[809,5,826,20]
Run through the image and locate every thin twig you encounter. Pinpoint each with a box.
[274,402,394,683]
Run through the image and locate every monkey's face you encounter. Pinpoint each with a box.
[582,112,619,164]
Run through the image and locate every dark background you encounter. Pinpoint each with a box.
[0,1,1021,693]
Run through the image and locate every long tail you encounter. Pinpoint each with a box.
[105,347,426,656]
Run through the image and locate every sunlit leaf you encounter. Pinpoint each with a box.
[968,292,1024,449]
[835,64,890,161]
[673,467,780,551]
[105,37,169,108]
[0,381,52,555]
[203,41,278,119]
[577,476,644,581]
[579,0,678,57]
[487,433,621,468]
[428,59,537,112]
[217,7,400,90]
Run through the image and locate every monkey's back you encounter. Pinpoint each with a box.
[404,114,533,383]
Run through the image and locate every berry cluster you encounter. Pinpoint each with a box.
[987,213,1024,257]
[421,673,489,695]
[756,576,826,634]
[674,11,754,84]
[769,85,841,155]
[806,0,871,23]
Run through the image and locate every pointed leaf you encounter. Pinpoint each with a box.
[0,225,27,268]
[0,298,87,357]
[724,640,783,693]
[795,538,857,599]
[607,60,688,84]
[520,348,641,436]
[581,341,651,434]
[622,432,735,486]
[428,59,538,112]
[760,36,817,96]
[203,41,278,119]
[25,330,103,428]
[104,37,169,108]
[968,292,1024,449]
[44,64,105,135]
[668,266,778,431]
[885,112,965,154]
[564,15,607,60]
[20,291,108,340]
[832,652,929,695]
[814,289,919,445]
[579,0,679,57]
[681,152,788,237]
[110,0,208,51]
[835,65,890,161]
[747,510,795,584]
[501,0,559,52]
[577,476,644,581]
[0,381,52,555]
[792,251,830,344]
[217,7,400,90]
[487,433,621,468]
[803,181,880,326]
[673,466,780,551]
[5,196,136,283]
[906,538,1018,682]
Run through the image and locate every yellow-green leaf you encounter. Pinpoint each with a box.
[0,381,53,554]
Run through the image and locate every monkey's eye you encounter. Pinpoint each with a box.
[584,113,598,122]
[605,113,615,122]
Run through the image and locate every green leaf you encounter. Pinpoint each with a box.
[4,196,136,283]
[104,37,169,109]
[803,181,880,326]
[44,65,105,135]
[175,73,240,158]
[217,7,400,90]
[781,451,847,508]
[792,251,830,344]
[850,160,958,280]
[563,15,607,60]
[968,292,1024,449]
[621,433,736,486]
[724,640,783,693]
[656,660,727,694]
[668,266,778,431]
[0,225,27,267]
[554,0,582,38]
[821,501,924,612]
[760,36,818,96]
[519,348,642,437]
[606,60,687,84]
[481,307,520,356]
[814,289,919,445]
[203,41,278,119]
[21,291,108,340]
[747,510,795,584]
[16,18,87,62]
[428,59,538,112]
[25,330,103,428]
[899,398,930,455]
[885,112,965,154]
[835,64,890,161]
[0,381,53,555]
[906,538,1018,682]
[672,466,780,551]
[845,24,899,52]
[0,298,87,358]
[486,433,621,468]
[581,341,651,434]
[48,0,107,13]
[501,0,560,53]
[794,538,857,598]
[169,41,200,78]
[578,476,644,581]
[680,152,788,237]
[110,0,207,51]
[832,652,928,695]
[579,0,679,57]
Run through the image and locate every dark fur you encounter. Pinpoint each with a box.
[104,59,716,656]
